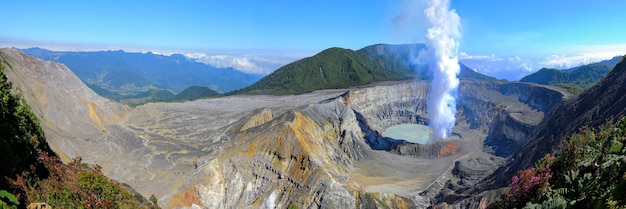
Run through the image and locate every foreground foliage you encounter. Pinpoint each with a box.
[489,117,626,209]
[0,65,157,208]
[0,64,52,203]
[10,151,157,208]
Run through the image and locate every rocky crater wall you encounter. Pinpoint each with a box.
[2,48,572,208]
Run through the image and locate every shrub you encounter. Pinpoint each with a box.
[8,150,157,208]
[489,118,626,208]
[0,190,19,208]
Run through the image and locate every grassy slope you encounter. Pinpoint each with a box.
[239,47,408,95]
[238,44,497,95]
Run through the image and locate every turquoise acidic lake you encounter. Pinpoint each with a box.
[382,124,431,144]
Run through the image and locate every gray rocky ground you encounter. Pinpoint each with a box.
[1,48,570,208]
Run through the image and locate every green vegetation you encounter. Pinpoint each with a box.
[0,65,158,208]
[0,65,52,192]
[88,83,176,105]
[520,56,623,94]
[238,47,410,95]
[358,44,425,78]
[118,89,177,106]
[172,85,221,101]
[87,83,175,106]
[553,83,584,95]
[135,89,176,101]
[90,84,223,106]
[237,44,497,95]
[120,86,222,106]
[489,117,626,209]
[0,190,19,208]
[9,152,159,208]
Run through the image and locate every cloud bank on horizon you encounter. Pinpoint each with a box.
[2,1,625,79]
[2,39,623,81]
[460,44,626,81]
[184,53,309,75]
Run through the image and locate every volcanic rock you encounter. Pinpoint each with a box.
[0,48,570,208]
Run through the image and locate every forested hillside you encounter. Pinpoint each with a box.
[239,47,408,95]
[520,56,623,93]
[238,44,497,95]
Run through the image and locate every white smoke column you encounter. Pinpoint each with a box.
[424,0,461,140]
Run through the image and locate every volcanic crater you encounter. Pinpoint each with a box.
[0,48,571,208]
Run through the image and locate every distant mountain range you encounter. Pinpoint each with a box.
[520,56,623,93]
[20,48,263,97]
[238,44,497,95]
[4,45,626,208]
[21,44,499,100]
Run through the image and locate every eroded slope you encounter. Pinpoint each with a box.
[1,48,569,208]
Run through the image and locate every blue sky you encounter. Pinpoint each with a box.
[2,0,625,79]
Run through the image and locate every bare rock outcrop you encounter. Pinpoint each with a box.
[1,48,572,208]
[0,48,128,160]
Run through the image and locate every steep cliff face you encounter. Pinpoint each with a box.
[167,102,411,208]
[1,48,570,208]
[487,56,626,188]
[0,48,128,161]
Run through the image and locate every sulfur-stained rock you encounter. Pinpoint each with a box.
[1,48,571,208]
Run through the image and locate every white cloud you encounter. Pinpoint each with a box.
[460,53,541,81]
[188,53,306,75]
[460,44,625,81]
[459,52,501,61]
[541,52,625,70]
[540,44,626,69]
[183,52,207,59]
[1,38,310,75]
[202,55,263,74]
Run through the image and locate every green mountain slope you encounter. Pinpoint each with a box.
[358,43,426,78]
[520,56,623,93]
[238,47,409,95]
[173,85,221,101]
[238,44,496,95]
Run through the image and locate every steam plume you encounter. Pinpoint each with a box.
[424,0,461,140]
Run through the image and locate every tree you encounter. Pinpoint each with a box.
[0,65,52,192]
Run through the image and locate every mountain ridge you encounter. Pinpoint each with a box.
[6,46,625,208]
[520,55,623,93]
[450,54,626,206]
[19,47,263,96]
[238,43,497,95]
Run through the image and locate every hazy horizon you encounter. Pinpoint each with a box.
[2,0,625,80]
